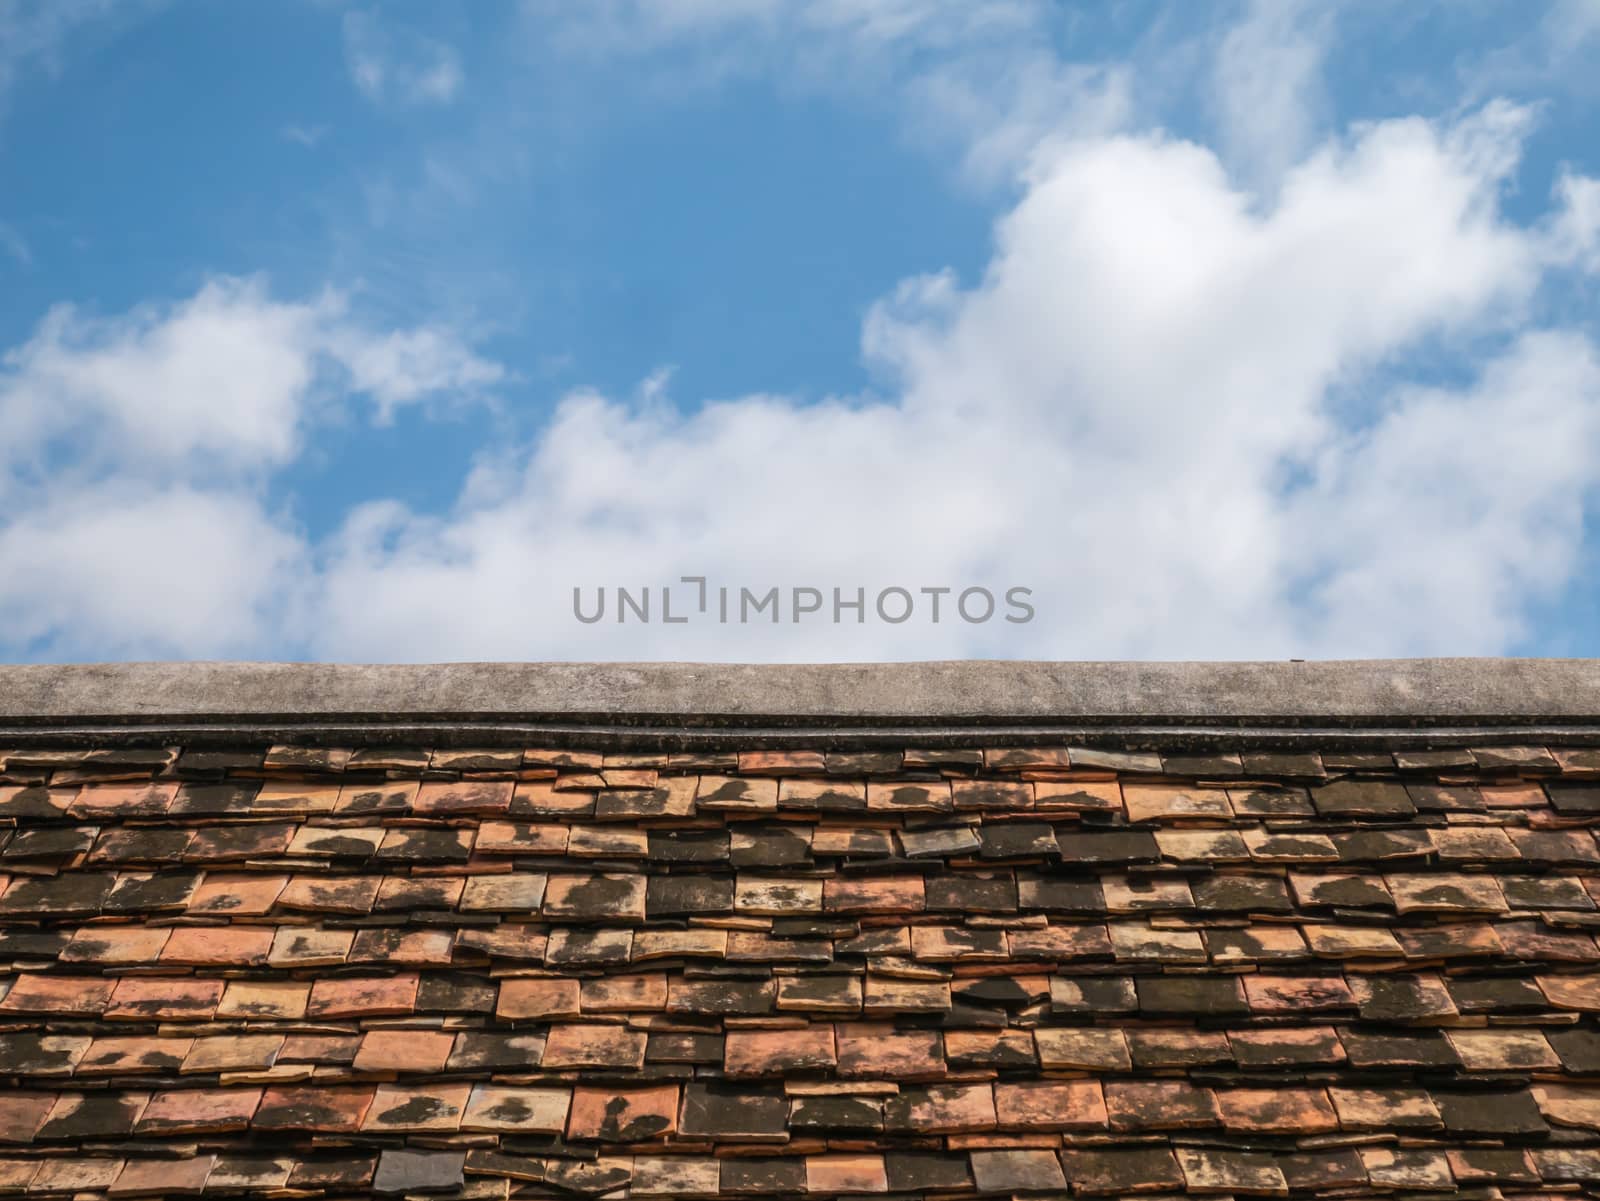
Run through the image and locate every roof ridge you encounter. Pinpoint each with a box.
[2,659,1600,725]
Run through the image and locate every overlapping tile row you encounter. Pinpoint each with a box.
[3,740,1600,1197]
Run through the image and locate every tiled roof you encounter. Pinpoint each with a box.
[2,664,1600,1197]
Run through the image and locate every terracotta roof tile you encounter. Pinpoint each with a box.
[59,925,171,965]
[184,871,286,915]
[1033,1026,1130,1071]
[567,1083,679,1142]
[0,973,114,1018]
[106,976,224,1020]
[0,728,1596,1197]
[266,925,352,967]
[134,1087,261,1135]
[182,1033,283,1074]
[542,1022,647,1069]
[1105,1080,1219,1130]
[545,871,647,921]
[725,1026,836,1076]
[36,1091,149,1140]
[1175,1146,1286,1194]
[1061,1146,1183,1194]
[1329,1084,1442,1130]
[252,781,341,814]
[1216,1086,1337,1134]
[1123,782,1233,822]
[77,1036,189,1076]
[1361,1146,1453,1191]
[1033,778,1120,811]
[360,1081,471,1132]
[836,1024,945,1078]
[109,1154,214,1196]
[994,1080,1105,1131]
[823,873,924,913]
[633,1155,718,1197]
[1532,1081,1600,1130]
[884,1083,996,1134]
[305,972,418,1018]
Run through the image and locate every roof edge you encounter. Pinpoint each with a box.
[1,659,1598,726]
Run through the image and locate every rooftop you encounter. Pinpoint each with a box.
[4,658,1600,745]
[0,659,1598,1198]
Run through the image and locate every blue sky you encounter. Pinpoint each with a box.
[2,0,1599,662]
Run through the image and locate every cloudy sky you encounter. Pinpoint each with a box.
[2,0,1599,663]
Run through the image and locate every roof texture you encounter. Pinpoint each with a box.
[1,662,1600,1198]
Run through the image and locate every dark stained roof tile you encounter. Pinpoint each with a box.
[1126,1027,1232,1068]
[1175,1146,1286,1194]
[822,750,901,775]
[1047,974,1136,1016]
[1448,1147,1541,1186]
[1136,974,1248,1018]
[1216,1085,1337,1134]
[1193,873,1294,913]
[1408,781,1488,811]
[1228,1025,1345,1068]
[1341,1029,1461,1069]
[0,872,115,917]
[36,1091,149,1140]
[1360,1147,1453,1191]
[1067,747,1162,773]
[1511,827,1600,866]
[722,1156,809,1194]
[968,1148,1066,1193]
[1434,1088,1549,1136]
[1446,973,1549,1013]
[1056,829,1159,865]
[1548,1026,1600,1072]
[1311,778,1416,816]
[884,1152,971,1192]
[1279,1147,1368,1192]
[170,781,259,815]
[977,822,1059,860]
[1104,1079,1218,1130]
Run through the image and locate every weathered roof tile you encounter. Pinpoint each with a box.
[0,727,1594,1198]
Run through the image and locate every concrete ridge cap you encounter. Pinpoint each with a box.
[0,659,1598,723]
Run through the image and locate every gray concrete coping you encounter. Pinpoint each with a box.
[0,659,1597,724]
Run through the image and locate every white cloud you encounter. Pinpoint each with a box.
[0,277,499,657]
[0,278,502,480]
[1210,0,1332,189]
[1550,170,1600,273]
[1283,331,1600,654]
[342,9,462,108]
[0,486,304,659]
[302,100,1600,662]
[326,324,507,423]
